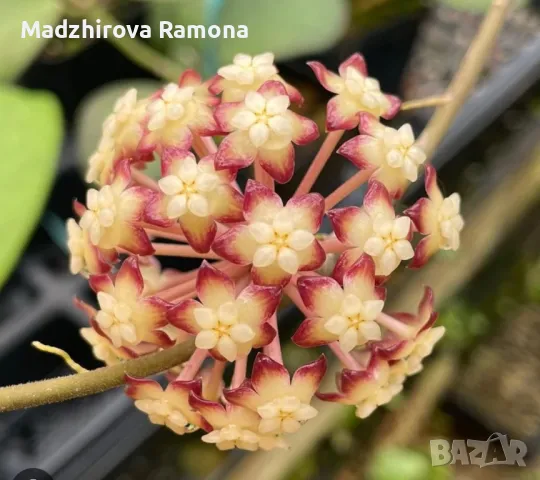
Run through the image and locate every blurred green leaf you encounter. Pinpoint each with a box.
[149,0,349,68]
[75,80,162,181]
[0,0,61,81]
[0,86,63,288]
[367,447,432,480]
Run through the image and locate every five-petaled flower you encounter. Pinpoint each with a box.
[215,81,318,183]
[338,113,427,198]
[308,53,401,131]
[213,180,326,286]
[405,165,465,268]
[89,257,172,348]
[87,88,149,185]
[293,255,386,352]
[66,217,116,276]
[210,52,303,104]
[79,160,155,255]
[147,150,244,252]
[371,287,445,375]
[138,70,220,158]
[328,181,414,280]
[318,355,407,418]
[189,394,288,451]
[224,353,326,434]
[126,375,211,434]
[168,262,280,361]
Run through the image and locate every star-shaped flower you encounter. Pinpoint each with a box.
[168,261,280,362]
[66,217,117,276]
[189,393,288,451]
[210,52,303,104]
[138,70,220,158]
[224,353,326,434]
[86,88,150,185]
[317,355,406,419]
[213,180,326,286]
[214,81,318,183]
[145,150,244,253]
[371,287,445,375]
[328,181,414,281]
[126,376,211,434]
[78,159,155,255]
[293,255,386,352]
[89,257,172,348]
[308,53,401,131]
[405,165,465,268]
[338,113,427,198]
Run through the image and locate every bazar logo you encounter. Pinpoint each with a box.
[430,433,527,467]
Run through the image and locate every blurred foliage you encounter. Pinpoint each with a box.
[351,0,424,31]
[75,79,161,181]
[1,0,61,81]
[367,447,451,480]
[438,300,489,351]
[148,0,349,72]
[0,86,63,288]
[437,0,528,13]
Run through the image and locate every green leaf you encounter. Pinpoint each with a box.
[75,80,162,180]
[0,86,63,288]
[368,447,433,480]
[0,0,61,81]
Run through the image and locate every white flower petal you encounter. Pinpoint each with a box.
[287,230,314,251]
[358,321,382,341]
[245,91,266,114]
[253,245,278,268]
[194,307,217,329]
[195,330,219,349]
[159,175,184,196]
[341,294,363,317]
[187,194,210,217]
[295,404,318,422]
[177,157,198,184]
[252,52,274,67]
[195,173,219,193]
[392,217,411,239]
[217,335,238,361]
[268,115,293,137]
[379,249,399,275]
[167,194,188,219]
[249,222,276,244]
[362,300,385,320]
[230,324,255,343]
[234,53,252,67]
[398,124,415,147]
[218,302,238,325]
[339,327,358,353]
[249,123,270,147]
[259,417,281,434]
[231,110,257,130]
[393,240,414,260]
[364,237,386,257]
[277,247,299,275]
[266,95,290,115]
[324,315,348,336]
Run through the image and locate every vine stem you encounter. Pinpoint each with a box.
[0,339,195,413]
[417,0,511,158]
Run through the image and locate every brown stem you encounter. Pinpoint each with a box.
[0,339,195,413]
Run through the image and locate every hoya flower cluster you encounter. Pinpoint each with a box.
[69,52,463,451]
